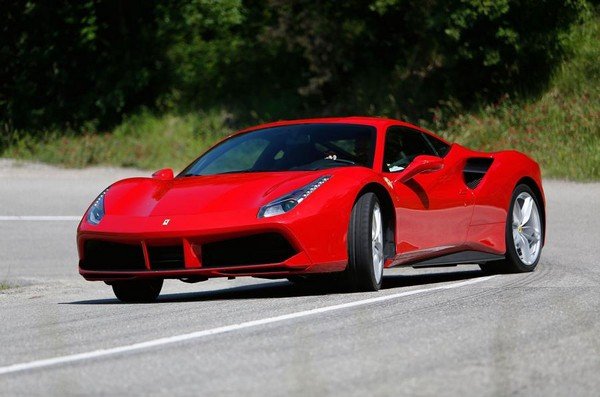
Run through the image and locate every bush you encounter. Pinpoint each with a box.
[0,0,591,134]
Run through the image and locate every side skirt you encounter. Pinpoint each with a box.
[410,250,505,268]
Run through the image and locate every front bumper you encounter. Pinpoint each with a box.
[77,211,347,281]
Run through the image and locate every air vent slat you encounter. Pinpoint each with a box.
[463,158,493,189]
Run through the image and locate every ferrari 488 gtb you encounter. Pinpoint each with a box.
[77,117,545,302]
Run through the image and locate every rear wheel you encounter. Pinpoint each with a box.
[345,193,384,291]
[112,279,163,303]
[481,184,543,273]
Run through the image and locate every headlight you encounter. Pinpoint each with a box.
[87,188,109,225]
[258,175,331,218]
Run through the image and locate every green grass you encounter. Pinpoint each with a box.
[3,109,233,171]
[2,16,599,179]
[439,14,600,181]
[0,282,11,291]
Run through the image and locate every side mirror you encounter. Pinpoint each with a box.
[152,168,174,180]
[396,155,443,184]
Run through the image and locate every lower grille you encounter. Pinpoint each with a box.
[148,245,184,270]
[202,233,296,267]
[81,240,146,271]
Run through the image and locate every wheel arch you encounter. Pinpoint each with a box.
[515,176,546,246]
[355,183,396,260]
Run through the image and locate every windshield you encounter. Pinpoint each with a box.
[181,123,377,176]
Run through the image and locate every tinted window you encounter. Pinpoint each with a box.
[200,138,270,175]
[383,127,436,172]
[424,134,451,157]
[182,123,377,176]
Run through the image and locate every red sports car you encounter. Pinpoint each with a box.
[77,117,545,302]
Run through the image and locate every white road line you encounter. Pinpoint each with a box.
[0,275,495,376]
[0,216,80,221]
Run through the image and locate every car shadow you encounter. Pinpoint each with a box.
[64,269,488,305]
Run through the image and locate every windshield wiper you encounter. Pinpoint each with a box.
[181,170,272,177]
[216,169,273,175]
[327,158,356,165]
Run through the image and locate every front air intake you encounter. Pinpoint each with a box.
[202,233,297,267]
[147,245,184,270]
[81,240,146,271]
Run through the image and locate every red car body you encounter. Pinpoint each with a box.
[77,117,544,283]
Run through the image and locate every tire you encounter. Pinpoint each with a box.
[481,184,543,273]
[345,192,385,291]
[112,279,163,303]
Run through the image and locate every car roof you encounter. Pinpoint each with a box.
[236,116,400,133]
[233,116,449,145]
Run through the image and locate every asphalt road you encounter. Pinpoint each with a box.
[0,159,599,396]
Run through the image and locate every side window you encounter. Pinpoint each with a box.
[383,127,436,172]
[423,134,451,157]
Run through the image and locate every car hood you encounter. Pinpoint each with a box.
[105,171,331,217]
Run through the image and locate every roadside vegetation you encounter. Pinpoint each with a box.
[3,111,231,170]
[1,1,598,179]
[441,15,600,180]
[0,282,11,291]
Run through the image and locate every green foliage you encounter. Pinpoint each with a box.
[1,1,169,130]
[441,14,600,180]
[1,1,598,180]
[157,0,246,108]
[262,0,587,120]
[0,0,590,133]
[4,109,231,170]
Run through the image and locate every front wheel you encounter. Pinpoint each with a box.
[112,279,163,303]
[345,193,385,291]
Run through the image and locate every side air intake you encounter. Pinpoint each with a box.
[463,158,494,189]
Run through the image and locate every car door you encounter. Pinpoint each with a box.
[382,126,474,258]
